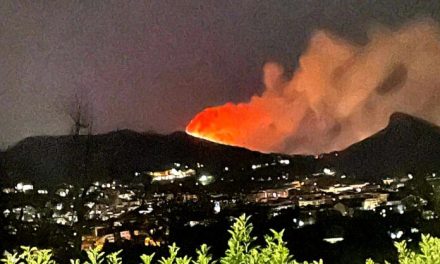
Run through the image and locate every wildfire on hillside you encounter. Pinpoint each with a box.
[187,20,440,154]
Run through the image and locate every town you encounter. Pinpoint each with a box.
[1,156,439,260]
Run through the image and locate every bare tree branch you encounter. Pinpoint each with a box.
[67,90,93,136]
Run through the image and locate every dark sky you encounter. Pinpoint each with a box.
[1,0,439,148]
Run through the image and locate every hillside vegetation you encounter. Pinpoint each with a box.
[2,215,439,264]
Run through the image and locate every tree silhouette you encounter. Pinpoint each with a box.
[67,93,93,136]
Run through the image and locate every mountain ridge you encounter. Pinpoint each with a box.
[0,129,310,188]
[323,112,440,180]
[1,112,439,187]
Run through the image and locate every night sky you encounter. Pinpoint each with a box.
[1,0,440,149]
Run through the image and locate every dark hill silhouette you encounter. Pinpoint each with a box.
[1,112,438,187]
[0,130,313,188]
[324,112,440,180]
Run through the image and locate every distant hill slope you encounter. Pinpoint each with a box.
[2,112,438,187]
[323,112,440,180]
[0,130,314,188]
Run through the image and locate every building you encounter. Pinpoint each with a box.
[249,188,289,203]
[148,168,196,182]
[362,193,389,210]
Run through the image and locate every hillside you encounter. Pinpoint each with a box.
[0,130,314,188]
[323,112,440,180]
[2,112,439,187]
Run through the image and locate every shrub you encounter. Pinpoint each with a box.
[394,234,440,264]
[2,215,440,264]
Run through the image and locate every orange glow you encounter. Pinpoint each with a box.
[186,102,272,149]
[186,21,440,154]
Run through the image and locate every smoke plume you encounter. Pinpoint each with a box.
[186,19,440,154]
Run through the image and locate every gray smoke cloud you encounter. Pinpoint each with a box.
[2,1,440,152]
[187,19,440,154]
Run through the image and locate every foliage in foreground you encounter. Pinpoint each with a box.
[2,215,440,264]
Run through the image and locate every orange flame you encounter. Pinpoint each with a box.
[186,20,440,154]
[185,102,272,149]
